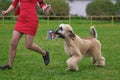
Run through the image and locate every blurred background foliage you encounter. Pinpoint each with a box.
[86,0,120,16]
[0,0,120,16]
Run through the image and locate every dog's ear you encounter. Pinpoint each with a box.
[69,31,76,39]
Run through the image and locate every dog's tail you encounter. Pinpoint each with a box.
[90,26,97,38]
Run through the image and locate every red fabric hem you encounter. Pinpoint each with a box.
[14,29,36,36]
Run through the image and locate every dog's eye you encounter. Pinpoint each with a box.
[59,27,63,31]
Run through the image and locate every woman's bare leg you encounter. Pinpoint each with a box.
[0,33,49,69]
[8,30,23,68]
[25,34,46,56]
[25,34,50,65]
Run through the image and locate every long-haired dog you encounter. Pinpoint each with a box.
[55,24,105,71]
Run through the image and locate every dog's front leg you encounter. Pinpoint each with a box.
[66,55,82,71]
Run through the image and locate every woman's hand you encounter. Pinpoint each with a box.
[2,10,8,16]
[2,5,14,16]
[42,4,51,14]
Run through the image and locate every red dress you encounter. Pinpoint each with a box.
[12,0,45,36]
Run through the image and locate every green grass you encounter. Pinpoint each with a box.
[0,20,120,80]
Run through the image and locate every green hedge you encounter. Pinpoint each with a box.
[86,0,116,16]
[37,0,70,16]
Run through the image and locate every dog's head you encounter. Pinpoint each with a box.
[55,24,76,40]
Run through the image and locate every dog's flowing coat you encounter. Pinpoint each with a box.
[55,24,105,71]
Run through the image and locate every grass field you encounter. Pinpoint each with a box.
[0,20,120,80]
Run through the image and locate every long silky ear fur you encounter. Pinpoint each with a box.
[69,31,76,39]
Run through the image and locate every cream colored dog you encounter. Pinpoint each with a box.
[55,24,105,71]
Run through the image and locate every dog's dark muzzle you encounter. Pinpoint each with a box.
[55,30,59,34]
[55,30,65,39]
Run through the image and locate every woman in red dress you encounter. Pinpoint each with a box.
[0,0,51,69]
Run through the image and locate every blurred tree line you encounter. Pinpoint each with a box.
[0,0,120,16]
[44,0,69,16]
[86,0,120,16]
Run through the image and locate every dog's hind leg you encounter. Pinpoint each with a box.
[93,50,105,67]
[92,57,96,64]
[66,55,82,71]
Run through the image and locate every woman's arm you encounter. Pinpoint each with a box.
[2,5,14,15]
[37,0,45,8]
[37,0,51,14]
[2,0,19,15]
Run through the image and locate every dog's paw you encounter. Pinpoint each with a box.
[96,64,105,67]
[65,68,79,71]
[65,68,70,71]
[96,57,105,67]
